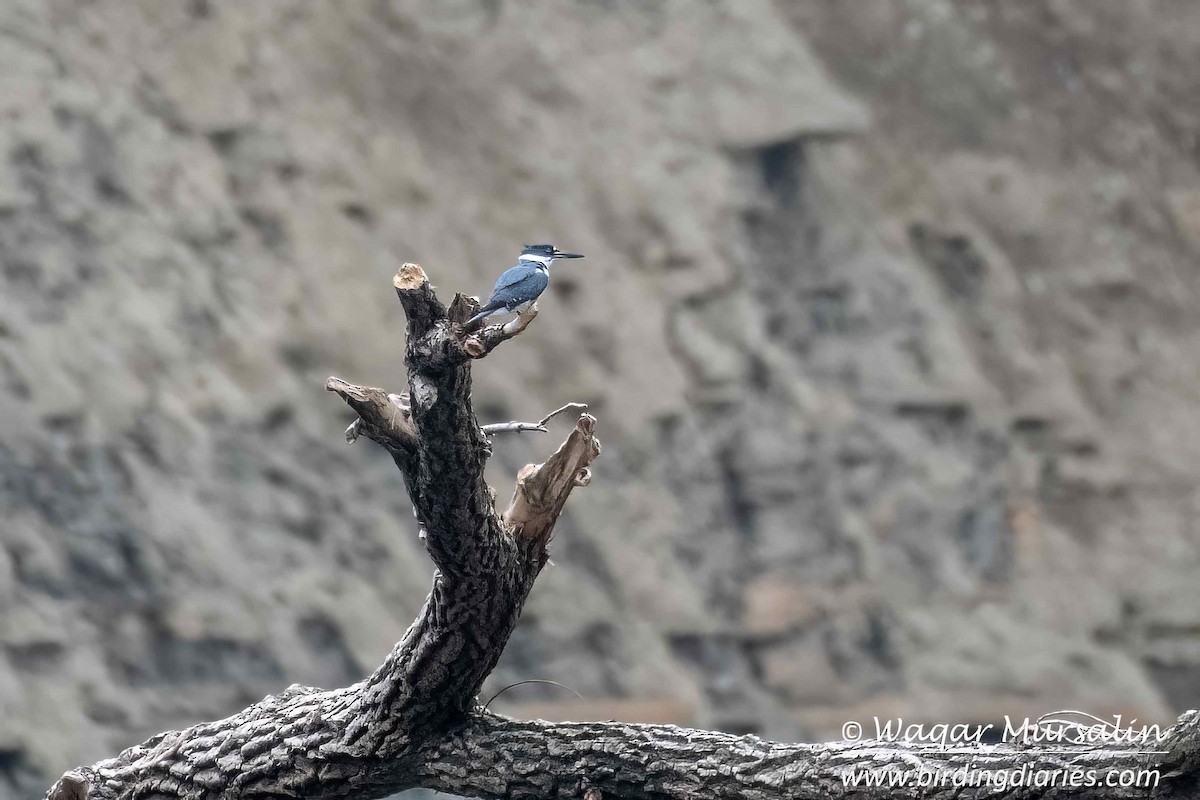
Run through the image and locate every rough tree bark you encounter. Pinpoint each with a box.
[46,264,1200,800]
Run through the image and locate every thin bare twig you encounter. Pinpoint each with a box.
[481,679,584,712]
[537,402,589,427]
[481,421,550,435]
[481,403,589,436]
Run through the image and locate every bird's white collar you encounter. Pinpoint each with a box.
[519,253,553,266]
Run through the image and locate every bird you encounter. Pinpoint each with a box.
[465,243,584,329]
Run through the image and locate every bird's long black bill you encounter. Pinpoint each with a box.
[555,252,585,259]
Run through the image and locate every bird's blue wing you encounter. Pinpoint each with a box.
[484,263,548,308]
[491,263,531,292]
[489,269,547,308]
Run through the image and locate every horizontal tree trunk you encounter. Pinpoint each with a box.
[417,713,1200,799]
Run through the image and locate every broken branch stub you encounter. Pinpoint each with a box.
[325,377,417,455]
[447,292,482,324]
[392,262,446,340]
[504,413,601,553]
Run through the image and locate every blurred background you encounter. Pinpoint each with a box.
[2,1,1200,797]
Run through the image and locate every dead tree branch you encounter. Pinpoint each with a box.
[46,263,1200,800]
[482,402,589,435]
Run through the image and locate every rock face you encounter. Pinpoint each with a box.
[1,1,1199,796]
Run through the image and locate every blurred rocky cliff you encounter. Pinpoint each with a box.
[2,1,1200,797]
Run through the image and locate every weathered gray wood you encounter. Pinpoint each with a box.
[482,402,589,436]
[46,264,1200,800]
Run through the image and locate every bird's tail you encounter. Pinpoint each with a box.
[465,302,502,330]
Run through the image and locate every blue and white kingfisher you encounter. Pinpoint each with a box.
[466,244,584,329]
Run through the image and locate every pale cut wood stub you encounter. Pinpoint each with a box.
[392,261,427,292]
[46,263,1200,800]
